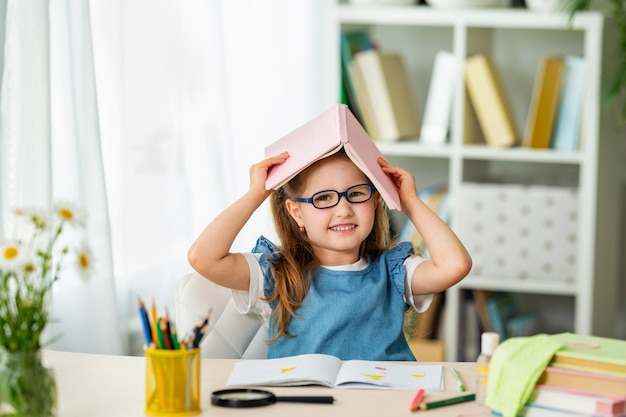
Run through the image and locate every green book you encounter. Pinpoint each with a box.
[550,333,626,376]
[340,31,374,123]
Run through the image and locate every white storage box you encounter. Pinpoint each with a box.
[457,183,578,283]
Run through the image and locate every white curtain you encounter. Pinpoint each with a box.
[1,0,334,355]
[91,0,335,355]
[0,0,122,353]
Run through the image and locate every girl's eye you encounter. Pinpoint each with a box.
[314,192,334,202]
[349,191,364,198]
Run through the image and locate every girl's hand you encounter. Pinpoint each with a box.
[378,157,418,209]
[379,157,471,294]
[249,152,289,198]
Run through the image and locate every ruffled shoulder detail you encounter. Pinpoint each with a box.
[384,241,415,295]
[387,241,414,262]
[252,235,277,260]
[251,235,278,301]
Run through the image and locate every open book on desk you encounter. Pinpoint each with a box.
[226,353,444,391]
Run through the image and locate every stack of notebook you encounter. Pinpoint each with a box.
[520,333,626,417]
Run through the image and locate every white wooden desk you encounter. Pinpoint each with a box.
[43,350,491,417]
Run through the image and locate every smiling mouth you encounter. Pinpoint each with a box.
[329,224,356,232]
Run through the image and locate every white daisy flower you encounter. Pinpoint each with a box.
[0,240,26,272]
[13,207,53,232]
[74,241,94,280]
[20,257,39,275]
[1,202,92,351]
[52,201,87,228]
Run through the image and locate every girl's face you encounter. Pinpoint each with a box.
[285,156,380,266]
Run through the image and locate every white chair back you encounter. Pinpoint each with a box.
[174,272,268,359]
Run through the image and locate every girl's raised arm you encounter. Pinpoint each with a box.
[187,152,289,290]
[379,157,472,295]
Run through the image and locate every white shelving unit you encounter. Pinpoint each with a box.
[332,4,623,361]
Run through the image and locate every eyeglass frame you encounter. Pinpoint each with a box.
[290,183,377,209]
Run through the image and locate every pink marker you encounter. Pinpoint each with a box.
[410,389,424,412]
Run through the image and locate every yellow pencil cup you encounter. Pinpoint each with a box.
[144,347,201,416]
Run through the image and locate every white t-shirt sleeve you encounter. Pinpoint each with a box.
[404,254,433,313]
[230,253,271,326]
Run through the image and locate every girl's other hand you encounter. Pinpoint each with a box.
[377,157,418,208]
[249,152,289,197]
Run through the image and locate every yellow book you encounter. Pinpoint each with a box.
[465,54,519,147]
[524,57,565,149]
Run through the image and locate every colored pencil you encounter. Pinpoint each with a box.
[419,393,476,410]
[451,367,466,392]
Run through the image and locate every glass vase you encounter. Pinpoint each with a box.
[0,349,57,417]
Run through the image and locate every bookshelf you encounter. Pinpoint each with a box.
[331,4,623,361]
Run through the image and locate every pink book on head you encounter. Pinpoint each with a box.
[264,104,401,211]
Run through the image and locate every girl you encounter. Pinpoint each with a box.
[188,149,471,361]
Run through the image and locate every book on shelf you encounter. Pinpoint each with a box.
[537,366,626,397]
[486,292,517,341]
[464,54,519,147]
[526,385,626,417]
[551,56,587,152]
[472,289,493,333]
[225,353,444,391]
[524,56,566,149]
[549,333,626,375]
[340,31,375,123]
[505,313,536,339]
[420,50,460,145]
[349,52,380,141]
[472,291,535,341]
[264,103,401,210]
[398,183,449,257]
[351,49,421,142]
[459,292,481,361]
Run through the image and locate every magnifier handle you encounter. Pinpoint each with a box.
[276,396,335,404]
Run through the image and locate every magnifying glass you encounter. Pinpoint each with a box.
[211,388,335,408]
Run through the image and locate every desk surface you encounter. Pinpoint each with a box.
[43,350,491,417]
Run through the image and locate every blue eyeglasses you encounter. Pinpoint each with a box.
[291,184,376,209]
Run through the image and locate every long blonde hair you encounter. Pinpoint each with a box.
[266,150,395,343]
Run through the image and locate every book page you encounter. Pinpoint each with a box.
[267,145,344,190]
[264,106,345,190]
[226,354,342,388]
[343,132,401,210]
[335,361,444,390]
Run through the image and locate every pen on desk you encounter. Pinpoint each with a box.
[409,389,424,412]
[450,367,466,392]
[419,393,476,410]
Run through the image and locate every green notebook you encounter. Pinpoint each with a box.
[550,333,626,375]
